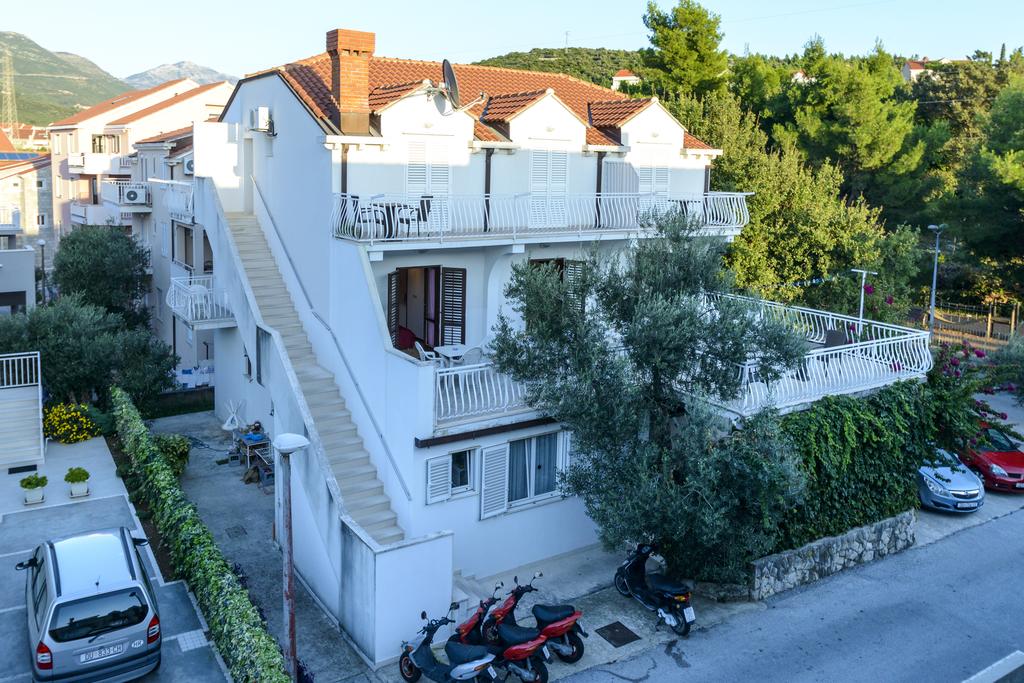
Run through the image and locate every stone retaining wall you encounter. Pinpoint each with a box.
[750,510,915,600]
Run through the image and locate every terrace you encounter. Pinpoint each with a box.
[166,275,235,330]
[430,295,932,429]
[332,191,751,248]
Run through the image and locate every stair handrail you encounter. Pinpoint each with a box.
[249,176,412,501]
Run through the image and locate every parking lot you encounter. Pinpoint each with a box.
[0,439,227,682]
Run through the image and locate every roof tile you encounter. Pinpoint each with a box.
[107,82,228,125]
[588,98,653,127]
[479,90,547,123]
[49,79,190,127]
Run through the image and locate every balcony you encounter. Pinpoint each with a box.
[100,181,151,211]
[430,295,932,429]
[332,191,751,248]
[166,275,234,329]
[66,152,125,175]
[70,201,131,226]
[151,179,194,223]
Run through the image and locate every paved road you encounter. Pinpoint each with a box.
[567,504,1024,683]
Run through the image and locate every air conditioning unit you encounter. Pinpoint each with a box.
[182,158,195,175]
[123,187,147,204]
[250,106,271,132]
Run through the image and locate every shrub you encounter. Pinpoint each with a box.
[20,474,47,489]
[64,467,90,484]
[43,403,100,444]
[153,434,191,477]
[110,387,288,683]
[84,405,117,436]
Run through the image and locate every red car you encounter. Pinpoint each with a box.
[959,424,1024,492]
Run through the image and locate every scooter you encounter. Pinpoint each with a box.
[450,582,504,646]
[482,572,588,664]
[614,543,696,636]
[399,603,498,682]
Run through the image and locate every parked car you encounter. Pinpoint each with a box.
[959,423,1024,493]
[918,448,985,513]
[15,527,161,682]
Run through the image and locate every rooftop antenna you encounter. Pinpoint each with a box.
[437,59,485,115]
[1,48,18,143]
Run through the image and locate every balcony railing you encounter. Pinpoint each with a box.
[0,206,20,231]
[166,275,234,329]
[153,179,194,223]
[100,181,151,208]
[70,202,130,226]
[429,295,931,428]
[332,191,751,245]
[434,362,530,426]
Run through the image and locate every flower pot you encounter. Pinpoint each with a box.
[23,487,45,505]
[69,481,90,498]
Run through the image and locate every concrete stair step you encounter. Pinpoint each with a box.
[354,508,399,529]
[373,527,405,545]
[347,493,392,514]
[338,477,383,496]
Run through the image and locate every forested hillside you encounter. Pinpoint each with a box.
[475,47,642,88]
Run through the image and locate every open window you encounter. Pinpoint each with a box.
[387,266,466,352]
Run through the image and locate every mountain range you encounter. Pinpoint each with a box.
[123,61,237,89]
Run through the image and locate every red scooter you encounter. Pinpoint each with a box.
[452,581,551,682]
[481,572,587,664]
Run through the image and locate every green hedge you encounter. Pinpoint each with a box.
[153,433,191,477]
[775,381,930,552]
[111,387,289,683]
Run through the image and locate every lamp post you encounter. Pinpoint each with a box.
[273,432,310,682]
[927,224,946,338]
[850,268,878,332]
[36,239,46,304]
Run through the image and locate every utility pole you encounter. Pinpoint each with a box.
[851,268,878,332]
[927,224,946,338]
[273,433,310,682]
[1,48,18,143]
[564,31,570,49]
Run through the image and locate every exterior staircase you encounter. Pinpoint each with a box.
[0,385,43,470]
[225,212,404,545]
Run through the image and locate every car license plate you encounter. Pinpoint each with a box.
[1015,482,1024,489]
[80,642,125,663]
[487,665,497,679]
[956,501,978,509]
[683,606,696,623]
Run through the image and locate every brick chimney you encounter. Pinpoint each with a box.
[327,29,374,135]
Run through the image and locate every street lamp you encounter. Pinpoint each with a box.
[850,268,878,331]
[273,432,310,682]
[36,239,46,304]
[927,224,947,338]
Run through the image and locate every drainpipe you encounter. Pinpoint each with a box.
[595,151,605,229]
[341,144,348,194]
[484,147,494,232]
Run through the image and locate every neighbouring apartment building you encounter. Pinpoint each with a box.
[46,79,232,238]
[176,27,931,666]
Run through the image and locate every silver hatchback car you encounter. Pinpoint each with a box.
[16,527,162,683]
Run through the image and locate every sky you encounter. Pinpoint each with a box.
[12,0,1023,79]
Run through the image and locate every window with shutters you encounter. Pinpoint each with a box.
[479,444,509,519]
[386,265,464,350]
[479,431,573,517]
[406,139,451,233]
[529,150,568,229]
[426,448,476,505]
[530,259,584,313]
[256,327,271,386]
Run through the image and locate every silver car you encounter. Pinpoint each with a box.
[918,448,985,513]
[16,527,161,682]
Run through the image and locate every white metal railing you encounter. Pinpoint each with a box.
[0,206,20,229]
[707,294,933,415]
[151,178,194,222]
[66,152,85,168]
[331,191,752,244]
[119,156,134,169]
[100,180,151,206]
[434,362,529,425]
[165,275,233,325]
[0,351,40,389]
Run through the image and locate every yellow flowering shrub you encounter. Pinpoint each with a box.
[43,403,100,444]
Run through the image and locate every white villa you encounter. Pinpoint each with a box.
[168,28,931,666]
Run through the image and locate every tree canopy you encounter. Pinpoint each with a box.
[641,0,728,98]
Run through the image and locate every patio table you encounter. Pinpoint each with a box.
[434,344,468,366]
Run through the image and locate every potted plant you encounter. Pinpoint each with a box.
[20,474,47,505]
[65,467,90,498]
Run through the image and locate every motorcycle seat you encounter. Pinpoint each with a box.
[532,604,575,625]
[498,622,541,645]
[444,641,491,665]
[647,573,694,595]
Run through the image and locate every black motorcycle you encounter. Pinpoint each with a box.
[614,543,696,636]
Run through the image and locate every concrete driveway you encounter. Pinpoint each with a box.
[0,439,227,682]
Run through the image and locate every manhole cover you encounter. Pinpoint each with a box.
[225,525,248,539]
[595,621,641,648]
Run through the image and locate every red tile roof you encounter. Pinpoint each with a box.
[479,90,547,123]
[0,128,14,153]
[261,49,705,149]
[136,125,193,144]
[50,79,190,127]
[614,69,636,77]
[107,82,228,125]
[684,131,714,150]
[588,98,653,127]
[905,60,926,70]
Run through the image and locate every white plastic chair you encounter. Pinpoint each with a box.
[415,341,440,364]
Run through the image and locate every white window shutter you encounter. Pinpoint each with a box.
[653,166,670,198]
[407,140,428,195]
[480,444,510,519]
[561,431,574,470]
[426,456,452,504]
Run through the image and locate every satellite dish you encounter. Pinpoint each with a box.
[442,59,461,109]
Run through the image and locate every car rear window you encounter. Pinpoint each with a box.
[48,588,147,643]
[982,429,1015,452]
